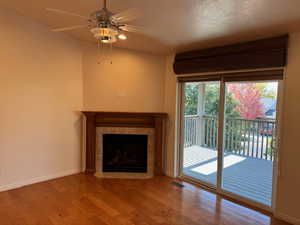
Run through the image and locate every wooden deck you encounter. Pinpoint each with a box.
[183,145,273,206]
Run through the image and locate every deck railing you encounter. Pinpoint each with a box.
[184,115,276,161]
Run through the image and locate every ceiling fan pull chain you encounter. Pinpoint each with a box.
[110,43,113,64]
[97,39,102,64]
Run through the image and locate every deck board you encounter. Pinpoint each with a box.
[183,145,273,206]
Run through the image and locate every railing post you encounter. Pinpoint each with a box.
[196,83,206,147]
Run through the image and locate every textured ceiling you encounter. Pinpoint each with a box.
[1,0,300,55]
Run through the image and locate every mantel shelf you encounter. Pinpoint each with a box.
[82,111,168,117]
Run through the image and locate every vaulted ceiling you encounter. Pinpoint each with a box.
[1,0,300,55]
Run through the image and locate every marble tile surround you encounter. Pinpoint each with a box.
[95,127,155,179]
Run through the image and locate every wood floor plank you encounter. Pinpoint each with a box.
[0,174,291,225]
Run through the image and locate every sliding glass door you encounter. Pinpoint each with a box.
[182,81,220,187]
[180,78,281,209]
[221,81,279,206]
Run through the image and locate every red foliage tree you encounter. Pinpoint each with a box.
[228,83,264,119]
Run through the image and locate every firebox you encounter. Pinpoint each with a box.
[102,134,148,173]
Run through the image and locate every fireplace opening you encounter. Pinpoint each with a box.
[102,134,148,173]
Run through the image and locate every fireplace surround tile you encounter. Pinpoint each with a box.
[96,127,155,179]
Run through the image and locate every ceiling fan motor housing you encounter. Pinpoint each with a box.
[89,7,124,44]
[91,9,113,25]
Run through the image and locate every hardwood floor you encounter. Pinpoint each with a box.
[0,174,290,225]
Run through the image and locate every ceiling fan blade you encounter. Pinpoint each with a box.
[51,25,88,32]
[46,8,90,20]
[119,24,143,33]
[111,8,140,23]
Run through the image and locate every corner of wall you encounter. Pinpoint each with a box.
[163,54,179,177]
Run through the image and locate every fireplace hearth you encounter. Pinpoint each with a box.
[103,134,148,173]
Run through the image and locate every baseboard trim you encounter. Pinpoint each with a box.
[0,168,81,192]
[275,211,300,225]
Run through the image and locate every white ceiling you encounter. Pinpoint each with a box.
[1,0,300,55]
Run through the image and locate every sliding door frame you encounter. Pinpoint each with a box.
[271,78,285,212]
[177,81,221,190]
[177,82,185,180]
[177,68,285,212]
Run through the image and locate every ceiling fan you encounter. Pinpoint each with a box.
[46,0,141,44]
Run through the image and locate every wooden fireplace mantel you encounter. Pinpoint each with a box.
[82,111,168,176]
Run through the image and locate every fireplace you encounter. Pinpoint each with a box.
[82,111,167,177]
[102,134,148,173]
[95,127,155,178]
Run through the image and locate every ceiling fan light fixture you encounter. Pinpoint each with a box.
[91,27,118,37]
[101,35,117,43]
[118,34,127,40]
[90,27,121,44]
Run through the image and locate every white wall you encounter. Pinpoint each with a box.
[82,43,166,112]
[274,33,300,224]
[0,8,83,191]
[163,33,300,224]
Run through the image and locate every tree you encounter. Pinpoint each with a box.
[228,83,264,119]
[255,82,277,98]
[184,83,198,115]
[184,83,240,117]
[205,83,240,117]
